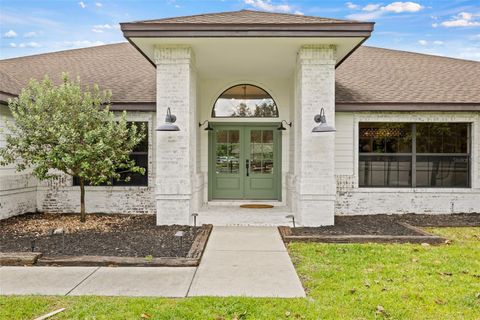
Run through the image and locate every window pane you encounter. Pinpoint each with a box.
[73,122,149,187]
[416,156,469,187]
[359,155,412,187]
[212,84,279,118]
[215,130,240,174]
[130,122,148,152]
[359,123,412,153]
[416,123,469,154]
[115,154,148,186]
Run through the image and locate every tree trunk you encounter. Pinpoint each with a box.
[80,177,86,223]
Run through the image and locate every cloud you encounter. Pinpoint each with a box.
[18,42,41,48]
[24,31,38,38]
[78,1,86,9]
[294,10,304,15]
[95,2,102,7]
[91,23,119,33]
[4,30,18,38]
[347,1,423,21]
[382,2,422,13]
[0,10,61,28]
[9,43,16,48]
[244,0,292,13]
[363,4,381,12]
[417,40,445,46]
[440,12,480,27]
[63,40,105,48]
[347,10,383,21]
[346,2,359,10]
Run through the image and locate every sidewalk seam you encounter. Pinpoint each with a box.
[65,267,100,296]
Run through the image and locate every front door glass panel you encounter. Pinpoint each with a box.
[210,125,280,200]
[250,130,274,174]
[216,130,240,174]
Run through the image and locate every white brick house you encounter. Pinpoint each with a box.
[1,10,479,225]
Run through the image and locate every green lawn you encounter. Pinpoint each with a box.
[1,227,479,319]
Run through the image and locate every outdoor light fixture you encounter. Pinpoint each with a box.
[156,107,180,131]
[198,120,213,131]
[286,214,296,228]
[277,120,292,131]
[191,213,199,228]
[312,107,335,133]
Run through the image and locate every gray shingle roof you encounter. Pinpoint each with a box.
[130,10,356,24]
[1,42,479,107]
[0,43,155,104]
[336,46,480,104]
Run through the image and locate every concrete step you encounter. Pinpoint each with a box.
[196,205,294,226]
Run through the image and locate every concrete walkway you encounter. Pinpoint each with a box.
[0,227,305,297]
[189,227,305,297]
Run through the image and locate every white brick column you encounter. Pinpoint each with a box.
[154,46,197,225]
[294,45,336,226]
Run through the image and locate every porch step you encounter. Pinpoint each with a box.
[197,205,294,226]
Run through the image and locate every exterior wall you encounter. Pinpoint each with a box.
[37,111,156,215]
[292,45,336,226]
[154,46,198,225]
[0,106,38,219]
[0,110,156,218]
[335,111,480,215]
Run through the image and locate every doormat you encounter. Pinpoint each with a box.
[240,204,274,209]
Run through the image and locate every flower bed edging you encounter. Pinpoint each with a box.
[278,223,446,245]
[2,224,213,267]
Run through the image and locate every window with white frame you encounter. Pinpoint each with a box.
[358,122,470,188]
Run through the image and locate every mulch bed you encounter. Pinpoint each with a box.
[0,213,200,259]
[281,213,479,244]
[290,213,480,236]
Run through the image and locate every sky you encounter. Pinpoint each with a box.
[1,0,479,61]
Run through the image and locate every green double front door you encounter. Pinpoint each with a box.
[209,124,281,200]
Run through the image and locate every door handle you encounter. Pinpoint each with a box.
[246,159,250,177]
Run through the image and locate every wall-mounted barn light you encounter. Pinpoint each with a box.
[312,108,335,133]
[199,120,214,131]
[277,120,292,131]
[156,107,180,131]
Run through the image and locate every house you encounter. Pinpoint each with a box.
[1,10,479,226]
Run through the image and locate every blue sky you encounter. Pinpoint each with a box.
[1,0,479,60]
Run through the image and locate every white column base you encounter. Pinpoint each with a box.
[156,198,191,225]
[297,197,335,226]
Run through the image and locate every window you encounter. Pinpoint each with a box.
[73,122,148,186]
[212,84,278,118]
[359,122,470,188]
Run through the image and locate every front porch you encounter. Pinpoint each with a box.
[121,11,374,226]
[197,201,294,226]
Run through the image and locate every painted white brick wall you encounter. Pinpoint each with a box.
[0,106,38,219]
[0,110,156,219]
[293,45,337,226]
[335,111,480,215]
[154,45,198,225]
[37,111,156,214]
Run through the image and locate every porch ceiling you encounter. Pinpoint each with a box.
[128,37,365,79]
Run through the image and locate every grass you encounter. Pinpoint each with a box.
[1,227,479,319]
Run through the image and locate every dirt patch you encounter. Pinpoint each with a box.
[291,213,480,236]
[0,213,197,258]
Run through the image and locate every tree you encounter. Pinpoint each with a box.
[0,74,146,222]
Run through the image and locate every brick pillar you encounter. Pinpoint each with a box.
[294,45,336,226]
[154,46,197,225]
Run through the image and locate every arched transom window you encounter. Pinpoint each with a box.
[212,84,279,118]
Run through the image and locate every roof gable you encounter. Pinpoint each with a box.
[131,9,356,25]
